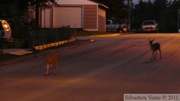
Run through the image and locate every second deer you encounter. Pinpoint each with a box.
[45,51,60,76]
[149,39,162,60]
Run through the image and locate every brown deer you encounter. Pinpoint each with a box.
[45,51,60,76]
[149,39,162,60]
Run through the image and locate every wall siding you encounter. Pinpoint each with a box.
[40,8,53,28]
[84,5,97,30]
[53,7,82,28]
[98,8,106,32]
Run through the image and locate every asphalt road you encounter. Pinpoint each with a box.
[1,33,180,101]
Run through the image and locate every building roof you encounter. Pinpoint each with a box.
[56,0,108,9]
[56,0,98,5]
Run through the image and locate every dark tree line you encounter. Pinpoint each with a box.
[94,0,128,23]
[132,0,180,32]
[96,0,180,32]
[0,0,180,35]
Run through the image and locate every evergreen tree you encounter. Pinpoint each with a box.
[94,0,127,23]
[132,0,180,32]
[166,0,180,32]
[153,0,167,32]
[131,0,154,29]
[0,0,56,38]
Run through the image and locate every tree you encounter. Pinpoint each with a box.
[94,0,127,23]
[165,0,180,32]
[0,0,57,38]
[131,0,154,29]
[13,0,57,28]
[0,0,56,19]
[131,0,180,32]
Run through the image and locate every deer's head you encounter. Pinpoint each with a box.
[149,39,154,45]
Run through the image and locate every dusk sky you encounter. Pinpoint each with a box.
[132,0,173,4]
[132,0,155,4]
[132,0,147,4]
[133,0,139,4]
[133,0,138,3]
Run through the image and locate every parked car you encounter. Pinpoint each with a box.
[106,20,127,32]
[0,20,13,42]
[106,20,121,32]
[141,20,158,32]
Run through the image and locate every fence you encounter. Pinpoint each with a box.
[29,25,71,49]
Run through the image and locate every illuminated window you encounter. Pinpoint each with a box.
[99,10,101,15]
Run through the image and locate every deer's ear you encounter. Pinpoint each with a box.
[149,39,153,41]
[149,39,154,41]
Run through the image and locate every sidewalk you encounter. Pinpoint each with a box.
[0,48,36,66]
[2,38,77,55]
[2,49,32,55]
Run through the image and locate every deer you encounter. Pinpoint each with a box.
[149,39,162,60]
[44,51,60,76]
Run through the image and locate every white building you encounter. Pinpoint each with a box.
[39,0,108,32]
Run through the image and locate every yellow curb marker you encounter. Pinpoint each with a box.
[34,38,76,51]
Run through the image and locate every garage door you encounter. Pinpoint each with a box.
[53,7,82,28]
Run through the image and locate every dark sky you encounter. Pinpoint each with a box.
[133,0,138,4]
[132,0,155,4]
[133,0,172,4]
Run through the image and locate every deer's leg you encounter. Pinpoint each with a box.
[151,51,154,60]
[159,49,162,59]
[154,51,157,60]
[45,64,50,76]
[54,63,59,75]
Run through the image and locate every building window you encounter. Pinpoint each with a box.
[99,9,101,16]
[99,9,105,17]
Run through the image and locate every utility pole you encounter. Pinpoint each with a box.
[127,0,132,32]
[178,9,180,32]
[0,32,4,54]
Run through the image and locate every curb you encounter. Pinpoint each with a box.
[0,38,94,66]
[0,38,77,66]
[34,38,76,51]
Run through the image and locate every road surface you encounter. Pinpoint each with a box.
[1,33,180,101]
